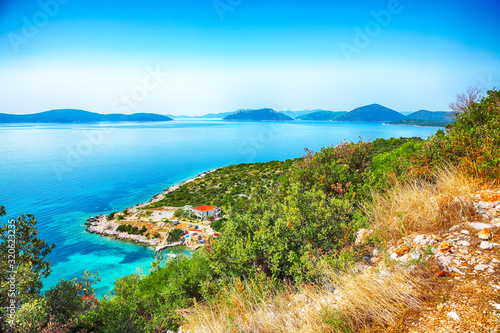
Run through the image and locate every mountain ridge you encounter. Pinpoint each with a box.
[0,109,173,123]
[223,108,294,121]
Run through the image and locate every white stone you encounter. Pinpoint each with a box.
[491,303,500,310]
[480,241,494,250]
[399,254,410,262]
[492,259,500,264]
[414,234,426,245]
[355,228,372,246]
[474,264,489,271]
[456,240,470,247]
[478,201,496,209]
[390,253,398,260]
[460,230,470,235]
[410,251,421,260]
[373,248,381,256]
[468,222,493,231]
[447,311,460,320]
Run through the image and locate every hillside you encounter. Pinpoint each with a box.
[279,110,323,118]
[337,104,406,122]
[406,110,454,121]
[295,111,347,120]
[223,108,294,121]
[386,119,450,127]
[0,109,173,123]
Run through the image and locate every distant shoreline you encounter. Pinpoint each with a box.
[85,168,220,248]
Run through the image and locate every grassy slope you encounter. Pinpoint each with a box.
[145,159,296,211]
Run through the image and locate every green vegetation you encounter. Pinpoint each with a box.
[2,89,498,332]
[210,217,226,232]
[168,228,183,242]
[386,119,450,127]
[145,159,296,213]
[116,224,147,235]
[107,212,117,220]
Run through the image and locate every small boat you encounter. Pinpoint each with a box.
[167,253,177,258]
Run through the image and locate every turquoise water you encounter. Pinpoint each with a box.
[0,120,439,297]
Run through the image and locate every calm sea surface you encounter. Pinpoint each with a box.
[0,119,439,297]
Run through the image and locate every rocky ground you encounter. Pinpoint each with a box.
[368,191,500,332]
[85,214,161,246]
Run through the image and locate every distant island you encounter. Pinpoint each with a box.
[335,104,405,122]
[385,119,450,127]
[295,111,347,121]
[223,108,293,121]
[165,105,453,126]
[0,109,173,123]
[404,110,454,122]
[2,106,455,126]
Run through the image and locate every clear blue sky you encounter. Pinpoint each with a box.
[1,0,499,115]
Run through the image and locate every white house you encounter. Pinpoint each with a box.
[189,205,222,220]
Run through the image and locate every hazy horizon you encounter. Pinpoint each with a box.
[1,0,499,116]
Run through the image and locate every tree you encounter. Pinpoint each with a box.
[0,207,55,306]
[448,86,482,115]
[0,206,56,331]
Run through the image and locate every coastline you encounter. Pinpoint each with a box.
[85,168,220,248]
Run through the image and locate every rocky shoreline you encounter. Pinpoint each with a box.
[85,168,219,247]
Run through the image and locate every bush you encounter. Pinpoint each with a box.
[107,212,117,220]
[414,89,500,180]
[210,217,226,232]
[10,298,48,332]
[168,228,183,242]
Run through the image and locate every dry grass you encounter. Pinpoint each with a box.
[369,166,482,241]
[180,264,427,333]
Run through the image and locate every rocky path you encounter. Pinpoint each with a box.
[384,192,500,332]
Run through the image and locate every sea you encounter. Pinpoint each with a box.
[0,119,440,297]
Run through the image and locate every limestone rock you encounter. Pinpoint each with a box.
[477,228,492,240]
[468,222,493,231]
[447,311,460,321]
[355,228,372,246]
[395,244,410,255]
[438,241,453,253]
[474,264,489,271]
[479,241,493,250]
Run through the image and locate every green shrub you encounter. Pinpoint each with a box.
[168,228,183,242]
[10,298,48,333]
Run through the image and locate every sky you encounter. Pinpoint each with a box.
[0,0,499,115]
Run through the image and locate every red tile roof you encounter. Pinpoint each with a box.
[188,229,202,232]
[194,205,217,211]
